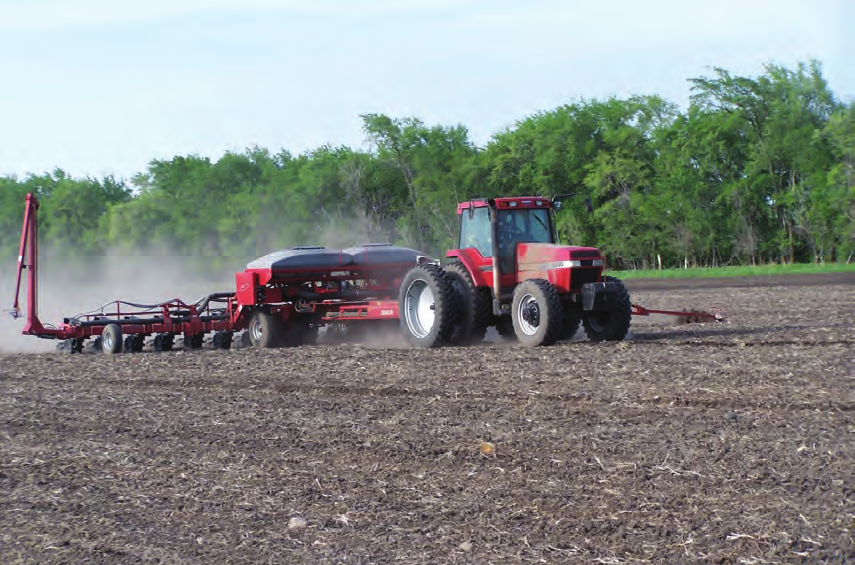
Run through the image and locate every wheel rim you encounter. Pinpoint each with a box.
[103,332,113,350]
[404,279,435,339]
[516,293,540,336]
[251,318,263,342]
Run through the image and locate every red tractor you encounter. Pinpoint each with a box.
[398,195,631,348]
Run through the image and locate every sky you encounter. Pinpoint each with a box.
[0,0,851,181]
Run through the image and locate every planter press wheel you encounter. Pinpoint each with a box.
[123,334,144,352]
[212,331,233,350]
[184,333,204,349]
[153,334,175,351]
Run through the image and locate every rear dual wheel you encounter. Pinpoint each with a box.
[444,262,491,345]
[399,264,459,348]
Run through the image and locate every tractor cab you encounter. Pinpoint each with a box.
[456,197,557,274]
[457,198,558,273]
[448,196,604,298]
[443,195,630,348]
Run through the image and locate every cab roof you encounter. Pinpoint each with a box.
[456,197,552,214]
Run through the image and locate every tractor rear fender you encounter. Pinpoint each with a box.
[444,250,486,286]
[581,281,620,311]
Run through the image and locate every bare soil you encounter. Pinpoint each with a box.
[624,271,855,291]
[1,275,852,564]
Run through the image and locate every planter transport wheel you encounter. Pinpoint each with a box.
[102,324,123,355]
[249,310,282,348]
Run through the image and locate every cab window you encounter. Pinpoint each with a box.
[459,207,492,257]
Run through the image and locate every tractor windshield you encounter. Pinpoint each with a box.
[496,208,555,273]
[497,208,554,245]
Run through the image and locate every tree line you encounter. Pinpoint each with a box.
[1,60,852,269]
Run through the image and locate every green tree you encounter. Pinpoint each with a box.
[689,61,841,264]
[362,113,478,253]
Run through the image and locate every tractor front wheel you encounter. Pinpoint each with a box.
[511,279,563,347]
[399,264,458,348]
[582,276,632,342]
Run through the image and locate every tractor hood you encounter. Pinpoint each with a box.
[515,243,605,293]
[517,243,603,268]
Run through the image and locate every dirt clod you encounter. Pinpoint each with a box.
[287,517,308,532]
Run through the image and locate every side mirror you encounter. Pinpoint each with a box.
[551,192,592,213]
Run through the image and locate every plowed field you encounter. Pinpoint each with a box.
[1,275,853,564]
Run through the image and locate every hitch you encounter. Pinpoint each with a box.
[631,303,726,323]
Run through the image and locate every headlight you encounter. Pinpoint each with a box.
[592,259,604,266]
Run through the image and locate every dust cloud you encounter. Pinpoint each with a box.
[0,251,237,353]
[0,210,431,355]
[313,212,414,252]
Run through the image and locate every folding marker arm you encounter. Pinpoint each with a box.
[9,193,54,336]
[631,303,725,322]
